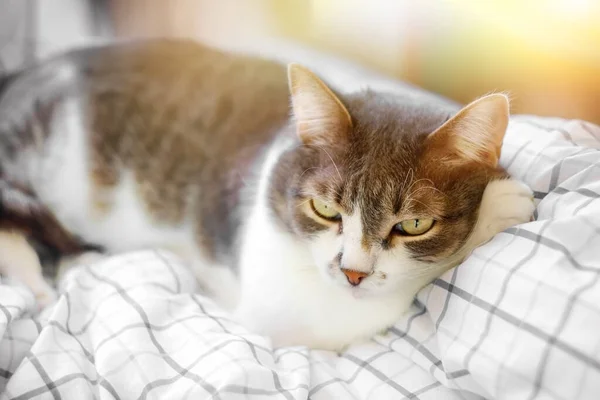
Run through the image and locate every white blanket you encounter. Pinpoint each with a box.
[2,115,599,400]
[1,42,600,399]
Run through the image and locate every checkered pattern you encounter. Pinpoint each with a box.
[1,116,599,399]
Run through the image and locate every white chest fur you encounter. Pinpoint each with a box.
[234,205,412,350]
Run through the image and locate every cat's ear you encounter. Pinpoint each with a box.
[426,94,510,167]
[288,63,352,146]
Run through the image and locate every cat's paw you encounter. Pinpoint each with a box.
[472,179,535,246]
[33,282,58,310]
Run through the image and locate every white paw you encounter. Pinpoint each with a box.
[472,179,535,246]
[33,282,58,310]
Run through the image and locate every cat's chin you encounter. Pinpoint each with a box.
[327,280,384,299]
[349,286,379,299]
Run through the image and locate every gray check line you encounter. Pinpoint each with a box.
[387,300,427,346]
[76,261,156,390]
[4,325,15,386]
[343,354,419,398]
[218,383,309,397]
[32,320,42,335]
[3,330,40,345]
[270,369,296,400]
[139,352,306,398]
[93,314,214,353]
[547,148,597,196]
[311,349,395,398]
[189,295,266,365]
[407,381,442,398]
[136,354,268,400]
[548,154,566,192]
[464,223,550,372]
[0,304,13,326]
[387,328,470,380]
[379,285,471,383]
[574,314,600,399]
[8,372,99,400]
[27,353,61,400]
[99,379,121,400]
[467,249,600,322]
[505,228,599,272]
[433,280,600,370]
[141,284,290,399]
[501,139,532,172]
[520,119,576,145]
[189,294,280,369]
[501,139,551,183]
[524,221,600,400]
[307,377,346,398]
[189,295,228,332]
[62,291,99,337]
[507,145,597,188]
[573,197,597,216]
[579,121,600,142]
[61,270,181,338]
[46,321,94,363]
[307,352,369,398]
[388,328,441,369]
[274,348,309,363]
[441,229,521,380]
[528,272,600,399]
[136,375,194,400]
[552,186,600,199]
[386,301,451,378]
[153,250,182,293]
[435,268,460,331]
[85,268,222,400]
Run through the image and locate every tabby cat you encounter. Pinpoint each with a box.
[0,39,534,350]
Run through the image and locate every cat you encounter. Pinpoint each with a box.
[0,39,535,350]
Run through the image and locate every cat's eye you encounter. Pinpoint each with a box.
[310,199,341,221]
[393,218,434,236]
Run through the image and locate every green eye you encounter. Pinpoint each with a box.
[394,218,435,236]
[310,199,341,221]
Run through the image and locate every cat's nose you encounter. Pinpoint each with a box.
[341,269,368,286]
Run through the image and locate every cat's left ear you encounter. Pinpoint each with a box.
[288,63,352,146]
[425,93,510,167]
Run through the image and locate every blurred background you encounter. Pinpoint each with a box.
[1,0,599,123]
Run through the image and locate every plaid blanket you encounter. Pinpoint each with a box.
[1,115,599,400]
[1,39,600,399]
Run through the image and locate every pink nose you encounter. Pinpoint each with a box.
[341,269,368,286]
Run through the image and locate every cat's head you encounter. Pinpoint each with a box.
[269,64,509,297]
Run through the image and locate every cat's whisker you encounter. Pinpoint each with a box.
[299,166,322,179]
[404,198,440,216]
[317,146,343,183]
[296,198,312,209]
[399,168,414,196]
[405,178,436,194]
[408,185,448,199]
[298,143,344,184]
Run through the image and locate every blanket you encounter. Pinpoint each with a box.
[2,115,599,400]
[1,41,600,399]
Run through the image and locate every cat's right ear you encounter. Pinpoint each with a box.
[425,93,510,167]
[288,64,352,146]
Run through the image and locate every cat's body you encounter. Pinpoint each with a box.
[0,40,535,349]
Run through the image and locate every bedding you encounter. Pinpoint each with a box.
[1,43,600,399]
[2,115,599,400]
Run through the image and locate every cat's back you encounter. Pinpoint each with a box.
[0,39,292,262]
